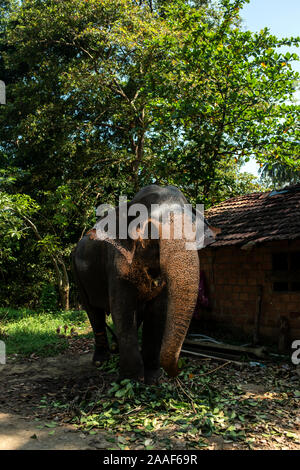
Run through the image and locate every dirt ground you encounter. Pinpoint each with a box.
[0,353,114,450]
[0,347,299,450]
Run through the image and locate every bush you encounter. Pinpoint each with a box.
[40,284,58,312]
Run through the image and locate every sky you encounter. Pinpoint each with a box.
[239,0,300,176]
[241,0,300,78]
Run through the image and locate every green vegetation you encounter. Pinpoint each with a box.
[77,359,238,449]
[0,307,91,356]
[260,161,300,189]
[41,356,299,450]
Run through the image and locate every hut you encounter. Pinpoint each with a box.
[197,184,300,348]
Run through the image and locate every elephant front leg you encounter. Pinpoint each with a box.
[86,307,110,365]
[109,282,144,381]
[142,291,167,385]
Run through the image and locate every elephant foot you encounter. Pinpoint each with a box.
[92,346,110,367]
[117,365,144,383]
[144,368,162,385]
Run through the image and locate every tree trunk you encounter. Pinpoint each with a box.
[56,259,70,311]
[19,214,71,310]
[59,283,70,311]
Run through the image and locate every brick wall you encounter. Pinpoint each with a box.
[198,240,300,344]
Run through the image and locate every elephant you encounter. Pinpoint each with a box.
[72,185,217,384]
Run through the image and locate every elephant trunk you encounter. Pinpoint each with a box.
[159,238,199,377]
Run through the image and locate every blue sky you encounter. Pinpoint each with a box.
[241,0,300,43]
[241,0,300,77]
[239,0,300,176]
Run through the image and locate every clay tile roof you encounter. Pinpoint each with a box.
[205,183,300,248]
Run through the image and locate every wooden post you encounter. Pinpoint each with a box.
[253,285,263,345]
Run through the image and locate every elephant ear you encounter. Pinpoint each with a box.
[203,220,221,248]
[191,207,221,249]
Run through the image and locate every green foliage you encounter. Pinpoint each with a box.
[47,354,295,450]
[0,190,40,265]
[2,0,298,203]
[40,283,58,312]
[59,357,248,449]
[147,0,299,202]
[259,161,300,189]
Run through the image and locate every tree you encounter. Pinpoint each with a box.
[0,191,71,309]
[259,161,300,189]
[144,0,300,203]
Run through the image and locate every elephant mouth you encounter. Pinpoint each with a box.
[86,228,165,300]
[136,267,166,301]
[122,262,166,301]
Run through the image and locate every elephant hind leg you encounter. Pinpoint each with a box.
[88,307,110,365]
[73,262,109,364]
[78,299,110,364]
[80,293,109,364]
[142,290,167,385]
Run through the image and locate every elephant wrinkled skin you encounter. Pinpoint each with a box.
[72,185,215,383]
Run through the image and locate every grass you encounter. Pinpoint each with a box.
[0,307,92,357]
